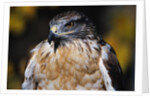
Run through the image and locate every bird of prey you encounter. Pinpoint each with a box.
[22,11,123,90]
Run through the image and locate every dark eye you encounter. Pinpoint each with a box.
[65,22,74,29]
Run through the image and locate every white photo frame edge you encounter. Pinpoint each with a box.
[0,0,145,95]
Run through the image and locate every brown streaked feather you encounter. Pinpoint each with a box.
[22,39,106,90]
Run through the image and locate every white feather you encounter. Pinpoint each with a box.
[99,44,115,90]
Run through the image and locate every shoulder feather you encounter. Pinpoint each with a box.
[98,40,123,90]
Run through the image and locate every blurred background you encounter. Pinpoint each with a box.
[8,6,136,90]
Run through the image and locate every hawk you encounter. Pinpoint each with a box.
[22,11,123,90]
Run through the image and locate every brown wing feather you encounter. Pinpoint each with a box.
[99,40,123,90]
[103,48,123,90]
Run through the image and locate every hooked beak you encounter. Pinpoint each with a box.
[48,31,60,44]
[48,25,74,44]
[48,26,58,44]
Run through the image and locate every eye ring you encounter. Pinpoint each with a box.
[65,22,74,29]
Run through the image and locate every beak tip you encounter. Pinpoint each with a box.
[48,32,55,44]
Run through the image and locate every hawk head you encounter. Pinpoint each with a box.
[48,11,98,44]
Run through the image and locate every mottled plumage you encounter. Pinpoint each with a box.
[22,11,123,90]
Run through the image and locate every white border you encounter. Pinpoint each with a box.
[0,0,144,96]
[146,0,150,93]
